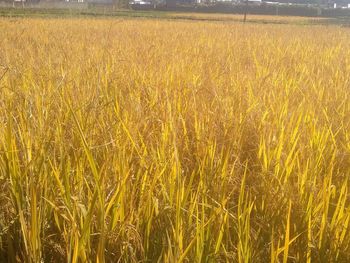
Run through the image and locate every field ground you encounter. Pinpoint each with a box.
[1,6,350,26]
[0,12,350,263]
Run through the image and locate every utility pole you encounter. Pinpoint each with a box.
[243,0,248,22]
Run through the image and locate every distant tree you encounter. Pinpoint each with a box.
[114,0,129,8]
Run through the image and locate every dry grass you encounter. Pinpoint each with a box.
[0,17,349,262]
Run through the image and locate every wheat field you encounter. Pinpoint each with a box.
[0,17,349,262]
